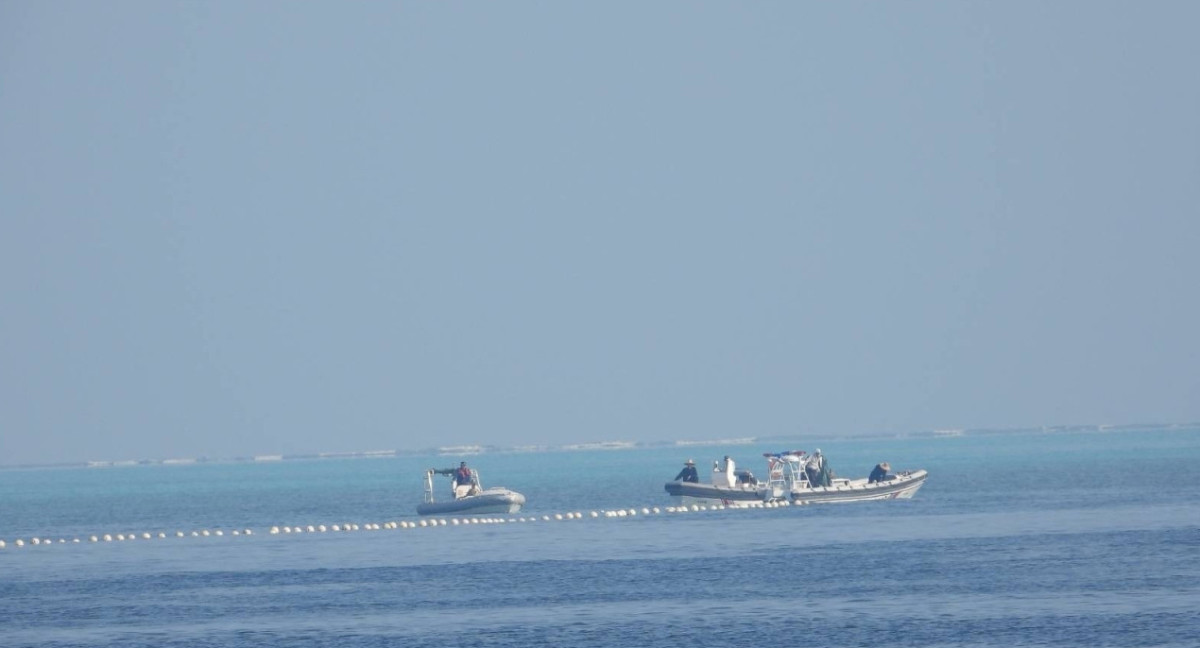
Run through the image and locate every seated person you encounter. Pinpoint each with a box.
[674,459,699,483]
[868,462,892,483]
[454,461,476,498]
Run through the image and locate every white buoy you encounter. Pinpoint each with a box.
[143,533,152,540]
[15,539,24,547]
[103,534,113,542]
[215,530,224,536]
[270,526,280,535]
[73,538,81,543]
[32,538,41,546]
[244,529,253,535]
[590,511,599,518]
[176,531,185,537]
[0,540,6,548]
[201,530,211,537]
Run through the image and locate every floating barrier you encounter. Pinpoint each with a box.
[4,500,812,553]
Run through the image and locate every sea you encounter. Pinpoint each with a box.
[2,427,1198,648]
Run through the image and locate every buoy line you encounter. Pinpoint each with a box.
[1,500,794,551]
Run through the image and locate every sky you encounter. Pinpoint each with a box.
[1,1,1198,466]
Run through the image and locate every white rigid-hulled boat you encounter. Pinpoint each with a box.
[416,466,526,516]
[664,451,927,506]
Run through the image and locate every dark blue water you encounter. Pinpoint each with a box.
[3,429,1199,647]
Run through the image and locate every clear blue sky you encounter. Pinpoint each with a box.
[2,2,1197,465]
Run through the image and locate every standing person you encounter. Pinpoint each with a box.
[722,456,737,487]
[674,459,699,482]
[805,450,821,485]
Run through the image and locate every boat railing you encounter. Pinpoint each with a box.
[763,451,811,500]
[423,467,480,503]
[423,469,437,504]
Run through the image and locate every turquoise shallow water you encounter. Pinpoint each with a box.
[2,429,1199,647]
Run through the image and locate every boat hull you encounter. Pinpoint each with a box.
[664,469,927,505]
[790,470,927,504]
[663,481,766,504]
[416,488,526,516]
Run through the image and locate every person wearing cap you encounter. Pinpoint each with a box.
[806,450,828,486]
[868,461,892,483]
[674,459,699,483]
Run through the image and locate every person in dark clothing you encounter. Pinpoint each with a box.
[453,461,478,498]
[674,459,699,483]
[455,461,473,486]
[868,462,891,483]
